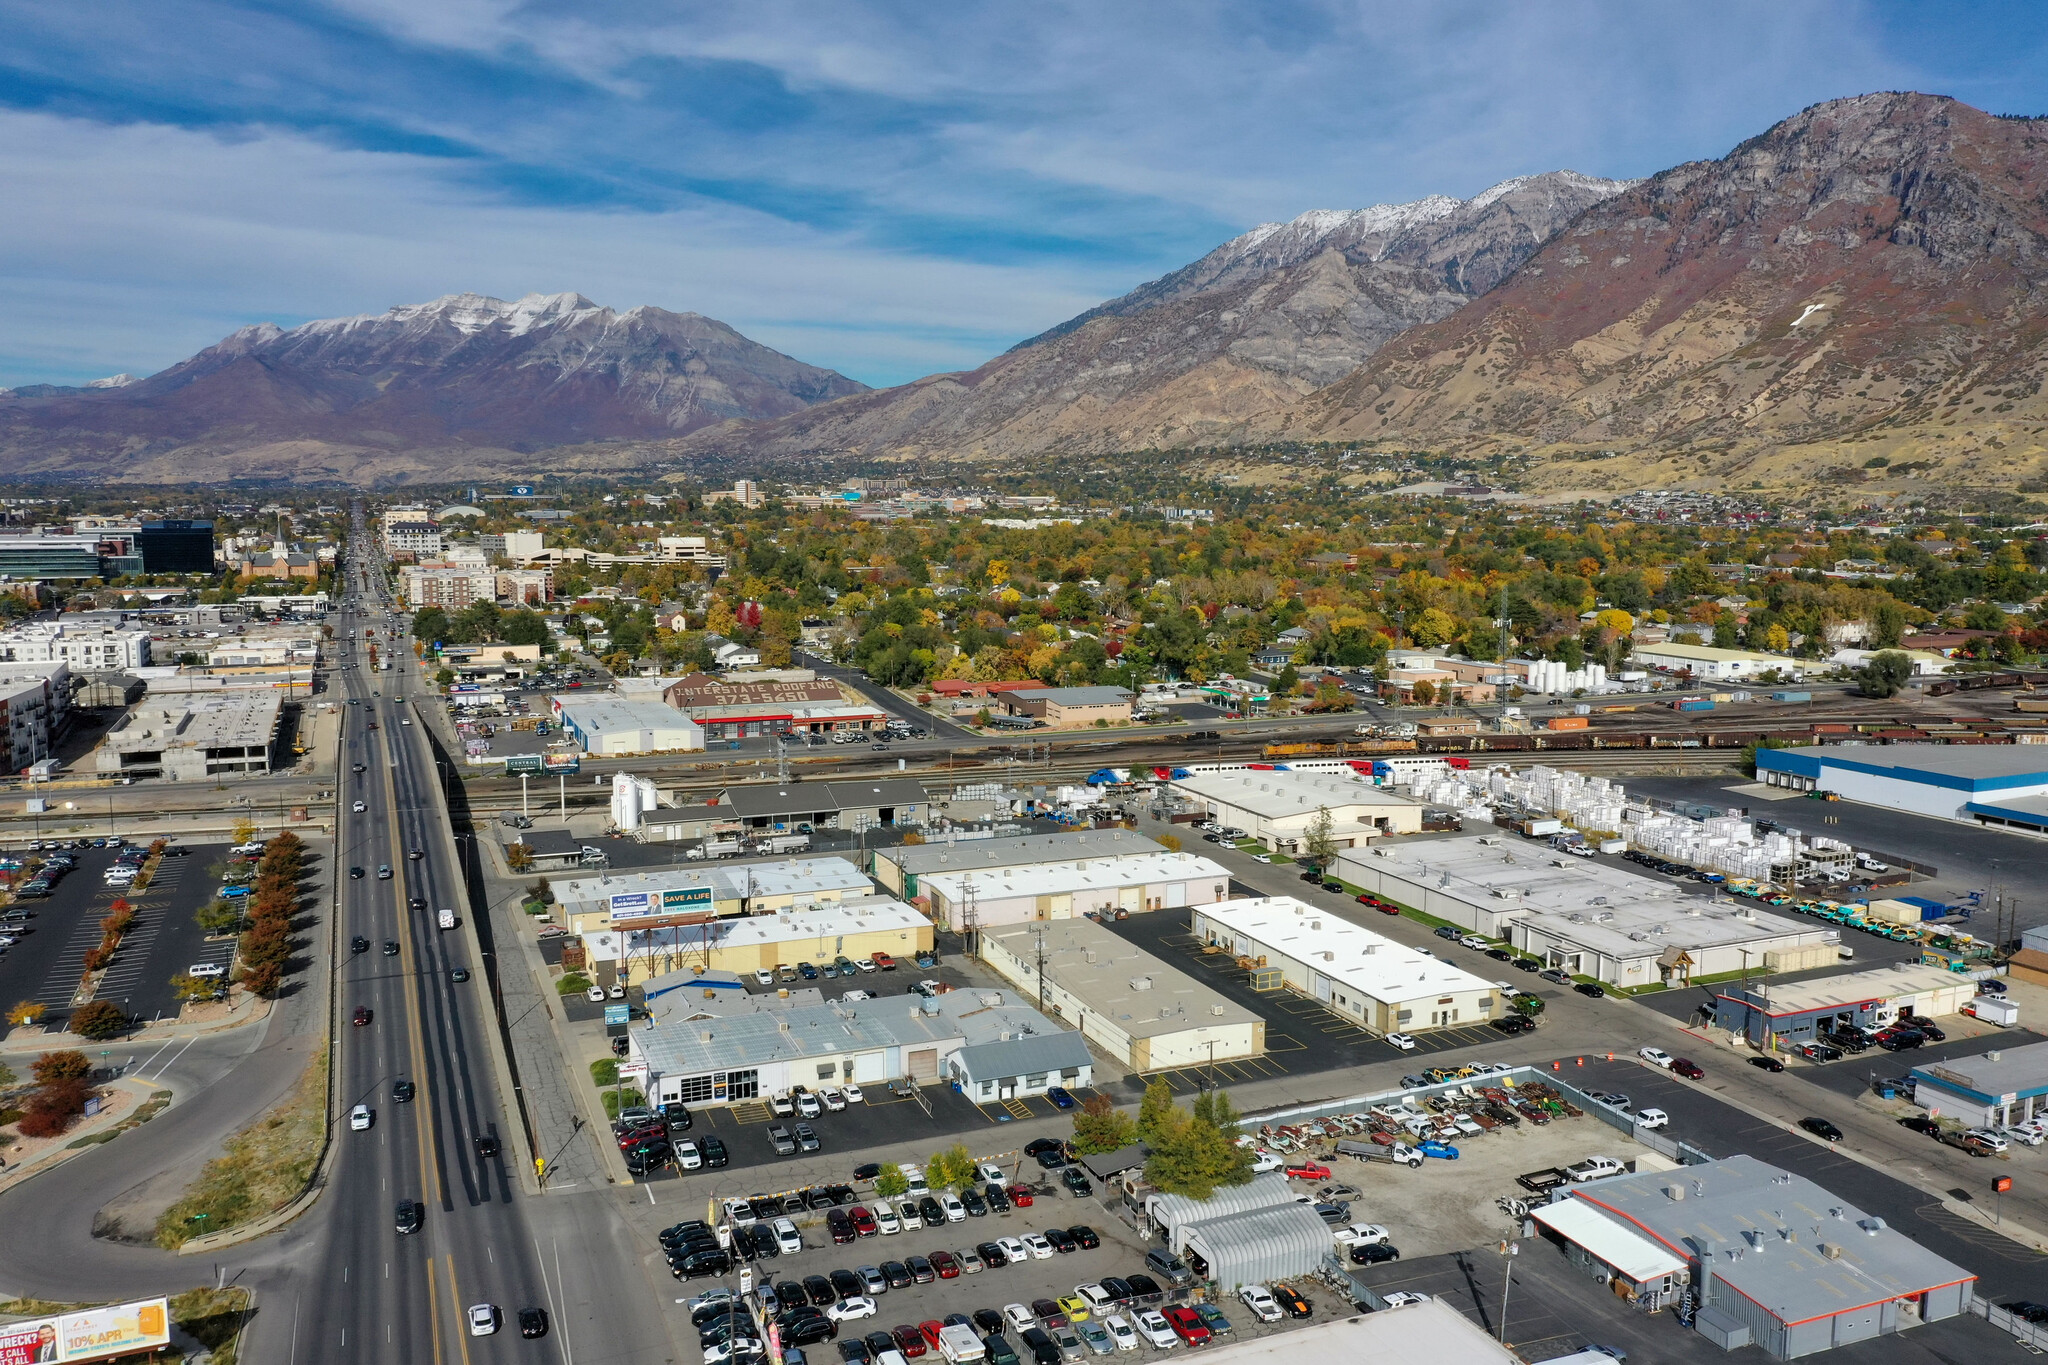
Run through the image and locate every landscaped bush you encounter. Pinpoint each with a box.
[556,972,592,996]
[68,1001,129,1041]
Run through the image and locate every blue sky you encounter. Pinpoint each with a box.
[4,1,2048,389]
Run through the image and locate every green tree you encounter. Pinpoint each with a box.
[925,1141,979,1192]
[1135,1076,1183,1147]
[1870,600,1907,649]
[501,609,550,646]
[1303,807,1336,870]
[1510,993,1546,1018]
[1712,617,1740,649]
[195,900,245,934]
[1071,1094,1139,1155]
[874,1167,910,1199]
[0,1057,13,1090]
[1141,1084,1252,1199]
[1856,649,1915,698]
[1742,738,1792,778]
[411,606,450,642]
[1189,1088,1244,1139]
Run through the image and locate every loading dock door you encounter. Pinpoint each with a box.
[907,1048,938,1081]
[1164,882,1187,908]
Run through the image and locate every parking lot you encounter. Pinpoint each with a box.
[0,841,239,1029]
[631,1171,1344,1359]
[1096,911,1546,1095]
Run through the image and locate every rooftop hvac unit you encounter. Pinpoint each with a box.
[1130,977,1152,991]
[1211,1005,1226,1015]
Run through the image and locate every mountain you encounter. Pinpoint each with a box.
[678,171,1631,463]
[1289,93,2048,493]
[0,293,866,483]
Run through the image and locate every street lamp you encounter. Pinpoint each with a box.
[1497,1240,1519,1343]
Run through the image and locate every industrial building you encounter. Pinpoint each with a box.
[582,895,934,982]
[1630,642,1814,681]
[1541,1155,1973,1357]
[1144,1173,1331,1293]
[1758,746,2048,832]
[550,694,705,755]
[977,918,1264,1071]
[1709,963,1978,1049]
[659,671,886,739]
[1333,836,1838,987]
[916,848,1232,931]
[1189,896,1501,1035]
[1188,1302,1518,1365]
[628,985,1089,1108]
[1911,1040,2048,1129]
[713,778,929,834]
[1168,767,1428,851]
[548,856,877,934]
[93,691,281,781]
[995,684,1134,728]
[873,828,1168,897]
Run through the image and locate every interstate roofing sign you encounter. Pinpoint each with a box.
[610,886,714,921]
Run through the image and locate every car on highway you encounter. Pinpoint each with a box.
[352,1007,373,1026]
[351,936,369,954]
[467,1305,500,1337]
[383,940,399,956]
[395,1200,422,1235]
[350,1104,373,1131]
[350,866,364,879]
[353,801,367,813]
[518,1308,550,1339]
[377,865,392,879]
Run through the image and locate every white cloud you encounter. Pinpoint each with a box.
[0,110,1116,387]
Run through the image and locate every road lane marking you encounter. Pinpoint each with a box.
[538,1236,576,1365]
[379,733,442,1208]
[446,1254,475,1365]
[426,1260,443,1365]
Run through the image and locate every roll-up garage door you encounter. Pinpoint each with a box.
[1165,883,1187,908]
[907,1048,938,1080]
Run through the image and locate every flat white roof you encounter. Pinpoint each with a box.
[1532,1195,1687,1283]
[609,895,928,952]
[1171,768,1422,820]
[1189,1300,1517,1364]
[554,856,874,914]
[918,850,1231,901]
[1196,897,1498,1002]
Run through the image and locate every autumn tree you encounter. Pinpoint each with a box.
[1071,1093,1138,1155]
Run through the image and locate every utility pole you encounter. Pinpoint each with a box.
[1497,582,1512,726]
[1033,924,1049,1017]
[1497,1240,1519,1343]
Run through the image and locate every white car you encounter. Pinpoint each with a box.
[1102,1315,1139,1351]
[977,1162,1009,1185]
[1238,1286,1282,1323]
[2002,1125,2045,1147]
[1385,1033,1417,1051]
[703,1340,763,1365]
[1076,1284,1115,1315]
[1638,1047,1674,1069]
[353,800,367,813]
[1330,1223,1388,1246]
[773,1217,803,1253]
[1458,934,1489,950]
[842,1083,865,1104]
[754,969,776,986]
[795,1092,823,1118]
[350,1104,373,1131]
[1004,1304,1035,1333]
[585,985,605,1002]
[821,1088,848,1112]
[939,1192,967,1222]
[1381,1292,1431,1308]
[1248,1149,1282,1173]
[827,1297,878,1323]
[467,1304,500,1336]
[1635,1108,1670,1131]
[1965,1128,2010,1153]
[997,1236,1030,1263]
[677,1139,704,1170]
[1021,1232,1055,1259]
[897,1200,922,1228]
[608,983,626,1000]
[1133,1311,1178,1349]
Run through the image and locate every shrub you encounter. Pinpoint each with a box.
[600,1088,645,1120]
[69,1001,129,1041]
[82,947,111,973]
[590,1059,620,1086]
[556,972,592,996]
[17,1078,91,1138]
[8,1001,48,1027]
[240,960,283,997]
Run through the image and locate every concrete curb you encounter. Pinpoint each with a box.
[0,1076,172,1198]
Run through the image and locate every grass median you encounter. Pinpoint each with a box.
[154,1045,329,1249]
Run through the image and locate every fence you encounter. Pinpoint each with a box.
[1969,1292,2048,1348]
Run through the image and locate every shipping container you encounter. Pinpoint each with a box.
[1675,699,1715,713]
[1546,716,1590,731]
[1771,691,1812,703]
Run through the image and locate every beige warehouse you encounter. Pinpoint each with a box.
[917,850,1231,932]
[580,896,935,980]
[978,919,1264,1071]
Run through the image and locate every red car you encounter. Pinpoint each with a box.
[850,1206,878,1237]
[1282,1162,1331,1181]
[352,1006,373,1026]
[871,952,897,971]
[930,1251,960,1279]
[918,1322,946,1352]
[892,1326,927,1358]
[1355,894,1400,916]
[1163,1306,1211,1346]
[1007,1183,1034,1207]
[1671,1058,1706,1080]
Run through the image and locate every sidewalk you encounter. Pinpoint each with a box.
[1,989,270,1058]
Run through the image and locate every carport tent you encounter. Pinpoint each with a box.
[1180,1201,1331,1291]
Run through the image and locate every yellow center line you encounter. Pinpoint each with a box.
[377,713,442,1208]
[425,1255,444,1365]
[445,1253,475,1365]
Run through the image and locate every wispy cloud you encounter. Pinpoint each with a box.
[1,0,2043,388]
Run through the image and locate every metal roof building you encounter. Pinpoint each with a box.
[873,828,1168,897]
[1186,1302,1518,1364]
[714,778,930,832]
[1553,1155,1974,1358]
[1910,1039,2048,1129]
[918,849,1232,931]
[551,856,876,932]
[1758,746,2048,829]
[1179,1201,1331,1293]
[1168,767,1428,849]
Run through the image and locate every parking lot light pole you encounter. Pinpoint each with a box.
[1497,1240,1518,1343]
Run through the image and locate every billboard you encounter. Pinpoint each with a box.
[541,752,581,775]
[503,754,544,775]
[608,885,713,922]
[0,1298,170,1364]
[604,1004,630,1026]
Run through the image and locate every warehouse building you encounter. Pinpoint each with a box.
[1911,1040,2048,1130]
[583,895,933,983]
[713,778,930,833]
[629,986,1088,1108]
[550,856,877,934]
[1187,1302,1518,1365]
[1334,837,1837,987]
[1190,896,1500,1035]
[1631,642,1815,681]
[1545,1155,1972,1357]
[551,694,704,755]
[1757,747,2048,831]
[1169,767,1427,851]
[978,918,1264,1071]
[873,828,1167,897]
[917,849,1232,931]
[996,684,1134,728]
[1709,963,1977,1049]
